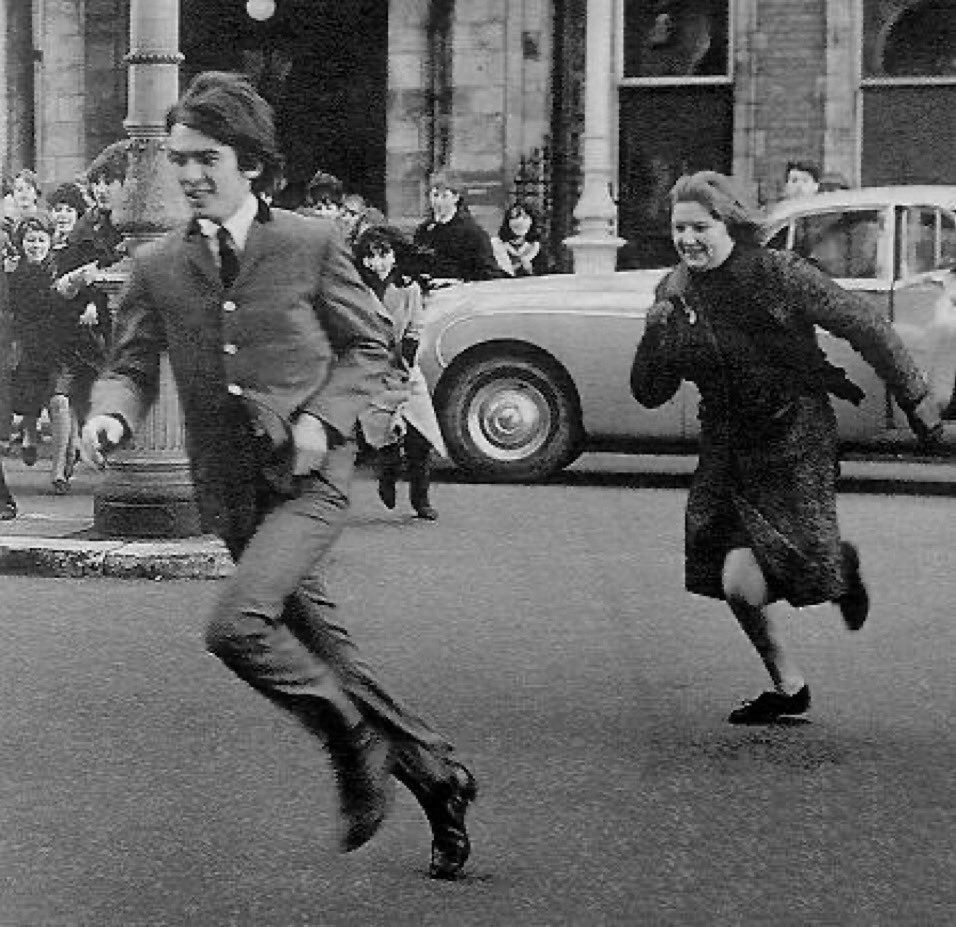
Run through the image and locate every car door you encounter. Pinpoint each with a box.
[887,205,956,430]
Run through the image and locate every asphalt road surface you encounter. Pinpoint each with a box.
[1,478,954,926]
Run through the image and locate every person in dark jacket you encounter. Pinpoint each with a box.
[0,267,17,518]
[9,215,58,468]
[45,182,93,491]
[80,71,476,879]
[413,170,506,282]
[51,147,127,493]
[630,171,942,725]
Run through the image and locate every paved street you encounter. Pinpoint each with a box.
[1,476,954,926]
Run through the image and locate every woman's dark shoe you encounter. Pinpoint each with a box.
[413,502,439,521]
[422,761,478,880]
[728,685,810,724]
[21,444,37,467]
[835,540,869,631]
[0,498,16,520]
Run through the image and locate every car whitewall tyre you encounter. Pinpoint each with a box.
[439,355,583,481]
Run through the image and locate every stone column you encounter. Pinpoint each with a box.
[823,0,860,187]
[92,0,202,538]
[563,0,624,274]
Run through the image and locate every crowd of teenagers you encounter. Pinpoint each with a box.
[0,139,551,524]
[0,146,128,517]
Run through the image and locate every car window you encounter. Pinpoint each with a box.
[902,206,956,275]
[904,207,938,274]
[940,210,956,268]
[791,209,883,279]
[764,225,790,251]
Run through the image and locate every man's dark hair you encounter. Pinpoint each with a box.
[165,71,283,196]
[784,159,821,183]
[47,182,89,216]
[306,170,344,207]
[87,141,130,185]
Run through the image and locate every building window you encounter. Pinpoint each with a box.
[864,0,956,79]
[622,0,730,79]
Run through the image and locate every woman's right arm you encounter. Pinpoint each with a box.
[630,299,685,408]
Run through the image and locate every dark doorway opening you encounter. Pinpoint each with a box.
[180,0,388,210]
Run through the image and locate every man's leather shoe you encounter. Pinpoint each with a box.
[421,761,477,879]
[326,721,394,852]
[377,478,396,510]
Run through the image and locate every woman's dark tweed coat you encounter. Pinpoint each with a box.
[631,244,929,606]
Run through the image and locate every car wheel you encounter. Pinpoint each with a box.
[439,355,583,480]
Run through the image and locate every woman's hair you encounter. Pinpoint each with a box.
[87,141,130,186]
[165,71,283,196]
[14,213,53,250]
[47,182,89,216]
[354,223,431,285]
[12,168,41,196]
[497,199,542,244]
[670,171,763,245]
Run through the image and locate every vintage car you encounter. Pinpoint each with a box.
[417,186,956,480]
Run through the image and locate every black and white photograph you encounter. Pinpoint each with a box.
[0,1,954,924]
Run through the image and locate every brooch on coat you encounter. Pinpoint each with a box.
[671,294,697,325]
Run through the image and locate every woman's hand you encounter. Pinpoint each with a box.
[904,393,945,449]
[78,303,98,327]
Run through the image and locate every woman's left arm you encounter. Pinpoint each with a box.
[775,252,930,411]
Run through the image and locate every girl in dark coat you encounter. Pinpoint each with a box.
[630,171,941,724]
[9,215,59,468]
[0,267,17,518]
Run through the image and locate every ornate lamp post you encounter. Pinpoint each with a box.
[564,0,625,274]
[92,0,200,537]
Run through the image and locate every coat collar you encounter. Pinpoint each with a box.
[183,197,273,290]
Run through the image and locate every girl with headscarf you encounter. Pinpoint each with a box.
[630,170,941,724]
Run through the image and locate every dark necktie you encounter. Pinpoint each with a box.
[217,226,240,289]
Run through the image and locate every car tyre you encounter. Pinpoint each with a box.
[439,355,583,481]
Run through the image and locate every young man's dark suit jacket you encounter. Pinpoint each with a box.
[88,200,391,541]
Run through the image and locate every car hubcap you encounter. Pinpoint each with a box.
[467,379,551,461]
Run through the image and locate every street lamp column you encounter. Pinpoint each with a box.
[564,0,625,274]
[92,0,202,537]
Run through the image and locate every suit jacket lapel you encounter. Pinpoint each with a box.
[183,226,220,289]
[236,219,268,290]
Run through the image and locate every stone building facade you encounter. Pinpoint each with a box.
[2,0,953,271]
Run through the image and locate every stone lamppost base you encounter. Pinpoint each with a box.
[93,452,202,538]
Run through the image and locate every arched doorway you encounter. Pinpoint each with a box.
[180,0,388,209]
